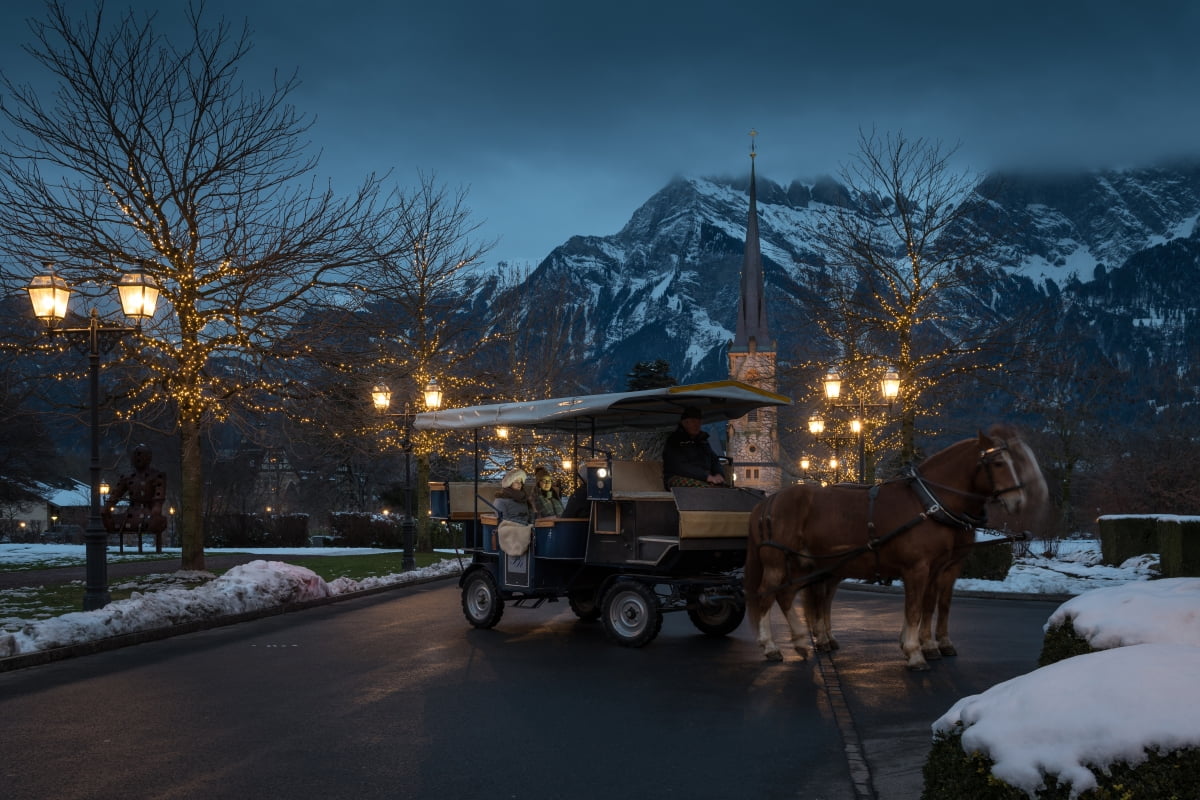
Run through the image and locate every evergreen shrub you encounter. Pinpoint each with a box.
[328,512,400,548]
[923,730,1200,799]
[1156,517,1200,578]
[960,540,1013,581]
[204,512,268,548]
[265,513,309,547]
[1098,516,1157,567]
[1038,616,1096,666]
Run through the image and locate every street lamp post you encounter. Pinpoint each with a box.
[372,378,442,570]
[808,366,901,483]
[27,264,160,610]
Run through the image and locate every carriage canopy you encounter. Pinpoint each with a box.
[413,380,791,434]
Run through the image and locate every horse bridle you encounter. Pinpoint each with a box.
[976,440,1026,500]
[913,440,1025,509]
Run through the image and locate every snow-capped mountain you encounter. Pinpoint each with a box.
[492,162,1200,424]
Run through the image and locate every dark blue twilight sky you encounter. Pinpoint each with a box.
[1,0,1198,267]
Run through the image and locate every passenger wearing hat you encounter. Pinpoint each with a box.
[661,406,726,488]
[494,468,535,523]
[530,466,564,518]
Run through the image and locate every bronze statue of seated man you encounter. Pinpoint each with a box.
[102,444,168,545]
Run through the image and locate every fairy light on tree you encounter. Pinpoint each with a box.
[799,130,1034,464]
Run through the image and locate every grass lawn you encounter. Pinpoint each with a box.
[1,550,460,630]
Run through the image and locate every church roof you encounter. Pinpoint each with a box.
[733,138,771,351]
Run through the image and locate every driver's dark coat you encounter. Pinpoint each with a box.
[661,424,723,485]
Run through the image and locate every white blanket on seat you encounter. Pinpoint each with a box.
[497,519,533,556]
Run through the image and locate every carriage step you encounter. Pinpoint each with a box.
[625,559,660,565]
[638,535,677,544]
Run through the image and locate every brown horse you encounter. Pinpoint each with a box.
[744,424,1046,670]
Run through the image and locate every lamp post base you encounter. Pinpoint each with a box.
[82,518,111,611]
[401,517,416,571]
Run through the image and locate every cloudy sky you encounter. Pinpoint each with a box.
[1,0,1197,267]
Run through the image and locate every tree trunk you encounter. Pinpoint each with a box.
[180,416,205,571]
[900,402,917,466]
[416,454,431,551]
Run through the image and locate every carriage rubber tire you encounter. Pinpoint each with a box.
[461,569,504,629]
[687,598,746,637]
[601,579,663,647]
[568,590,601,622]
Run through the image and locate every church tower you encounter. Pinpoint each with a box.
[727,131,782,492]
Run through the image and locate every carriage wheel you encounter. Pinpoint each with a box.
[601,579,662,647]
[461,569,504,629]
[568,589,601,622]
[687,598,746,637]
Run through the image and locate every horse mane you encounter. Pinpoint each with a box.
[916,434,977,472]
[915,424,1025,473]
[985,423,1021,441]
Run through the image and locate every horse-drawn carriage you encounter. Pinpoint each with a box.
[414,380,792,647]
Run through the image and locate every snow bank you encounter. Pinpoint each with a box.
[0,558,464,658]
[933,644,1200,796]
[1045,577,1200,649]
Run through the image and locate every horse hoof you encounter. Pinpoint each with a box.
[906,661,932,672]
[763,650,784,662]
[939,644,958,657]
[921,647,943,661]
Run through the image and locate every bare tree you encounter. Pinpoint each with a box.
[801,129,1032,463]
[339,174,499,543]
[483,263,590,400]
[349,173,498,410]
[0,3,413,569]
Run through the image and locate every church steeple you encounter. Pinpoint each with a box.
[733,130,770,353]
[726,130,781,493]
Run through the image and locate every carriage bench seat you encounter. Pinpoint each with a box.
[431,481,504,520]
[478,514,589,559]
[674,486,761,540]
[610,460,673,501]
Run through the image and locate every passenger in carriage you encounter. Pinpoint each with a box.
[531,466,565,518]
[561,466,590,518]
[494,468,535,524]
[661,406,727,488]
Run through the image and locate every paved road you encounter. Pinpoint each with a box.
[0,579,1060,800]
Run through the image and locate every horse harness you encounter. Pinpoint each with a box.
[755,441,1020,595]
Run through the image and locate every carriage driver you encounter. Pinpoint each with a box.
[661,406,727,488]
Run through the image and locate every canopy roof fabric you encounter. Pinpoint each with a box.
[413,380,791,434]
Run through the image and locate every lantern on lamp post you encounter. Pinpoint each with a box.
[372,377,443,570]
[809,365,901,483]
[27,264,160,610]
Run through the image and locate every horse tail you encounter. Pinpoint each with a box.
[745,488,800,595]
[744,497,768,596]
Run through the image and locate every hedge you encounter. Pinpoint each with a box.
[923,730,1200,799]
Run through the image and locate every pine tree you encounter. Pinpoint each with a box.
[625,359,677,390]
